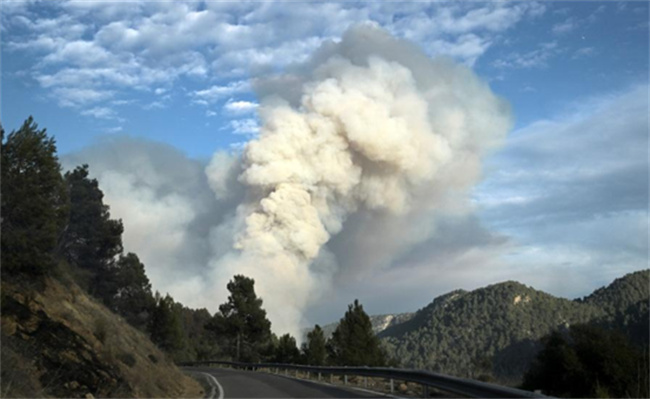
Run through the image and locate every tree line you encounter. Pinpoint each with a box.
[1,116,387,367]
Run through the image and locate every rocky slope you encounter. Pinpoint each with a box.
[0,275,203,398]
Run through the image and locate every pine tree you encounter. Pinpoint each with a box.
[59,165,123,282]
[207,275,272,362]
[148,293,186,357]
[327,299,386,366]
[274,334,301,364]
[303,325,327,365]
[1,117,69,277]
[110,253,155,331]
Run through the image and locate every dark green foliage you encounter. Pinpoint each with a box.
[206,275,272,362]
[614,300,649,347]
[582,270,650,316]
[60,164,123,269]
[1,117,69,277]
[381,284,600,379]
[59,164,123,291]
[57,165,154,331]
[110,253,155,331]
[522,324,649,398]
[274,333,301,364]
[148,293,186,357]
[327,300,386,366]
[380,271,649,384]
[176,306,221,362]
[302,325,327,365]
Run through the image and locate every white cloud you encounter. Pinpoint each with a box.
[428,34,493,67]
[40,40,112,67]
[552,18,576,35]
[573,46,596,59]
[223,99,258,115]
[81,106,121,120]
[229,118,259,135]
[192,80,251,104]
[105,126,123,133]
[53,87,115,107]
[493,41,560,69]
[143,101,165,110]
[4,1,547,124]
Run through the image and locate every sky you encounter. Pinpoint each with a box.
[1,1,648,328]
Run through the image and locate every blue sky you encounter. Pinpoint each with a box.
[1,1,648,322]
[2,2,647,158]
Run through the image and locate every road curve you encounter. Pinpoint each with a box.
[184,366,384,398]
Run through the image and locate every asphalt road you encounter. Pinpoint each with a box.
[184,366,385,398]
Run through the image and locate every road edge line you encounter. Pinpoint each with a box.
[201,372,225,399]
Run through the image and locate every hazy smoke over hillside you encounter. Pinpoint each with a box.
[65,24,511,337]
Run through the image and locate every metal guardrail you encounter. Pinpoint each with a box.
[180,360,545,398]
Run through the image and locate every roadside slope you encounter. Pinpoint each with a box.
[1,275,203,398]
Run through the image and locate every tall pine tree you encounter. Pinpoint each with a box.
[207,275,272,362]
[148,293,185,357]
[303,325,327,365]
[274,333,301,364]
[1,117,68,277]
[327,299,386,366]
[59,165,123,278]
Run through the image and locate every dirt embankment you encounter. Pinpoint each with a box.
[1,276,203,398]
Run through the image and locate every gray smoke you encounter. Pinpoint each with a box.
[65,24,511,337]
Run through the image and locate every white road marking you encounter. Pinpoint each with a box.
[201,372,225,399]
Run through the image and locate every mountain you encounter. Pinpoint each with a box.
[584,270,650,346]
[318,312,414,339]
[581,269,649,315]
[378,270,649,385]
[0,275,203,398]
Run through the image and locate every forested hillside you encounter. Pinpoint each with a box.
[582,270,649,315]
[379,270,649,384]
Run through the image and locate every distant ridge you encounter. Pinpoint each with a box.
[377,269,649,384]
[308,270,648,384]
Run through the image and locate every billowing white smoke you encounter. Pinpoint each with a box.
[206,24,511,336]
[65,24,510,337]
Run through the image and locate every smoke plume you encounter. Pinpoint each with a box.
[65,24,511,337]
[207,24,511,336]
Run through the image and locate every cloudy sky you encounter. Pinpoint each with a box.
[2,1,648,326]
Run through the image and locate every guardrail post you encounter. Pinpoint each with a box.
[318,372,321,382]
[285,368,288,376]
[307,371,310,379]
[423,384,429,398]
[390,379,394,394]
[329,373,333,384]
[364,376,368,388]
[344,375,348,385]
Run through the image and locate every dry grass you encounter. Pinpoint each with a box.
[1,277,203,398]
